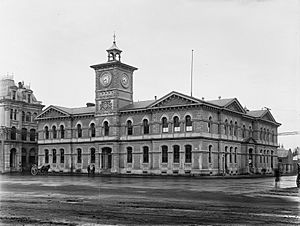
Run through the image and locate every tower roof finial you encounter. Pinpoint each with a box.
[113,32,116,44]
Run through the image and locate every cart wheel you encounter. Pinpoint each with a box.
[31,165,38,176]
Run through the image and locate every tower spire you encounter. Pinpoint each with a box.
[113,32,116,43]
[106,33,122,62]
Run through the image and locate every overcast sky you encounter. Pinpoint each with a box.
[0,0,299,149]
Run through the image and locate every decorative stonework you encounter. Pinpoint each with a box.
[99,100,113,111]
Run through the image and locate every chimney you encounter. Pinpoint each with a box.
[201,97,205,101]
[86,102,95,107]
[154,96,157,100]
[218,96,221,100]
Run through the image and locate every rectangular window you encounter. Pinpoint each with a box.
[52,149,56,163]
[127,147,132,163]
[45,150,49,164]
[173,146,180,163]
[60,149,64,163]
[77,149,82,163]
[208,146,212,163]
[91,148,96,164]
[143,147,149,163]
[162,146,168,163]
[185,145,192,163]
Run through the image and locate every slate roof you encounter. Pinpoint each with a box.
[246,110,267,118]
[53,105,95,115]
[206,98,234,107]
[120,100,156,111]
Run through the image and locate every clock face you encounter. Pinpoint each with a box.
[100,72,112,87]
[121,73,129,88]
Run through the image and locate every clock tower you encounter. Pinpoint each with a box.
[90,37,138,116]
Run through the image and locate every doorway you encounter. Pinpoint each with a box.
[101,147,112,170]
[10,148,17,170]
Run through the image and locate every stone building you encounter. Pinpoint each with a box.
[36,39,280,176]
[0,77,44,173]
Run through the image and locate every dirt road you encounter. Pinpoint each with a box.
[0,175,299,225]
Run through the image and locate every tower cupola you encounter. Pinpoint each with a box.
[106,34,122,62]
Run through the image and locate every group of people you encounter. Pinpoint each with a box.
[87,165,95,177]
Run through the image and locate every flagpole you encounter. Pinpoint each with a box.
[190,49,194,97]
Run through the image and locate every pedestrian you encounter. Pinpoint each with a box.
[91,165,95,176]
[274,168,280,189]
[296,163,300,188]
[87,165,90,177]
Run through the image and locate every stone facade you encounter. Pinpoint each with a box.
[36,40,280,176]
[0,77,44,173]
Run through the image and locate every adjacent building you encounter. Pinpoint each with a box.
[36,39,281,176]
[0,77,44,173]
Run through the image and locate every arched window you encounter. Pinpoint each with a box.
[185,115,192,131]
[263,150,266,163]
[208,145,212,163]
[127,147,132,163]
[77,148,82,163]
[10,126,16,140]
[90,123,96,137]
[52,149,57,163]
[30,129,36,141]
[229,121,233,135]
[60,149,64,163]
[26,112,31,122]
[52,125,57,139]
[22,111,25,122]
[224,119,228,135]
[10,109,13,119]
[162,146,168,163]
[45,149,49,164]
[185,145,192,163]
[266,129,269,142]
[242,125,246,138]
[249,126,253,137]
[104,121,109,136]
[229,147,233,163]
[260,150,263,163]
[234,121,238,136]
[234,147,237,163]
[263,128,266,141]
[21,128,27,141]
[208,117,212,133]
[271,131,274,142]
[173,116,180,132]
[266,150,269,163]
[260,128,263,140]
[127,120,133,135]
[162,117,168,133]
[143,146,149,163]
[90,148,96,163]
[143,119,149,134]
[60,125,65,139]
[14,109,17,120]
[77,124,82,138]
[271,150,274,168]
[173,145,180,163]
[44,126,49,139]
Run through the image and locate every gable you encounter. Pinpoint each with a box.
[36,106,70,120]
[225,99,245,113]
[150,93,199,108]
[261,111,276,122]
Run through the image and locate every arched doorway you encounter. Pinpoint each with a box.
[21,148,27,171]
[101,147,112,170]
[29,148,37,166]
[249,148,254,173]
[10,148,17,170]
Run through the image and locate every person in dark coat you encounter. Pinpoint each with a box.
[87,165,90,177]
[274,168,280,189]
[91,165,95,176]
[296,163,300,188]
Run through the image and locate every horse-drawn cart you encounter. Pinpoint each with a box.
[30,164,50,176]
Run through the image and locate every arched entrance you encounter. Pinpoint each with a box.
[29,148,37,166]
[101,147,112,170]
[10,148,17,170]
[248,148,254,173]
[21,148,27,171]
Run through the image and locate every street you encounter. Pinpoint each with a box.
[0,174,299,225]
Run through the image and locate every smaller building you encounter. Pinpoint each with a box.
[277,146,295,175]
[0,76,44,173]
